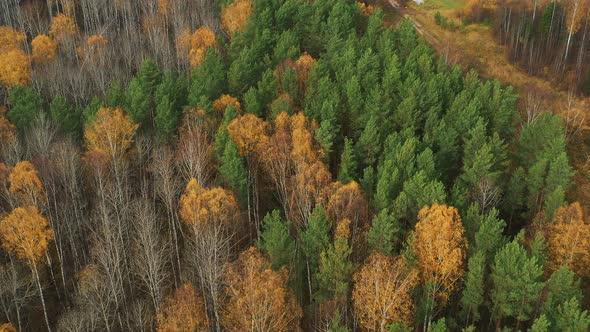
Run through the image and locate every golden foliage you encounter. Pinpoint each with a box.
[49,14,79,43]
[179,178,239,226]
[0,49,31,87]
[0,113,17,146]
[177,27,216,68]
[325,181,369,226]
[31,34,58,64]
[0,323,17,332]
[158,0,171,16]
[223,247,302,331]
[294,53,317,84]
[565,0,590,34]
[353,253,418,331]
[227,113,270,157]
[414,204,467,305]
[156,284,210,332]
[84,107,139,162]
[545,202,590,277]
[357,2,375,16]
[87,34,108,50]
[213,94,241,113]
[335,219,351,241]
[9,161,45,205]
[221,0,253,35]
[0,26,27,53]
[0,206,54,265]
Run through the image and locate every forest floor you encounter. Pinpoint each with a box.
[380,0,590,214]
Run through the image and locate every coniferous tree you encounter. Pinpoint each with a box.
[491,240,544,328]
[258,210,296,270]
[8,86,41,131]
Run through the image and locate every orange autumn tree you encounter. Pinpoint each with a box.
[212,94,241,113]
[179,178,239,330]
[221,0,253,35]
[223,247,302,331]
[31,34,58,64]
[293,53,317,90]
[177,26,216,68]
[0,27,30,87]
[0,26,27,53]
[49,14,78,43]
[84,107,139,164]
[414,204,467,327]
[289,112,331,226]
[0,323,16,332]
[545,202,590,277]
[156,284,209,332]
[8,160,45,207]
[0,206,54,332]
[353,253,419,331]
[0,109,17,155]
[179,179,239,227]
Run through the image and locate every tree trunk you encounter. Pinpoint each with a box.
[32,263,52,332]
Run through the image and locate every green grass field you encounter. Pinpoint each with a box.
[421,0,465,10]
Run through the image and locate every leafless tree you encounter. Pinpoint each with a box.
[563,90,585,142]
[175,120,214,186]
[131,199,170,311]
[150,146,182,283]
[185,222,232,332]
[522,88,547,128]
[0,261,37,332]
[473,177,502,213]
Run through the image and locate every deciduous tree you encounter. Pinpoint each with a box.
[352,252,418,331]
[156,284,209,332]
[413,204,467,328]
[545,202,590,277]
[0,206,54,332]
[223,247,302,331]
[31,35,58,64]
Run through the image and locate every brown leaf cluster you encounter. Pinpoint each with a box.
[0,28,31,88]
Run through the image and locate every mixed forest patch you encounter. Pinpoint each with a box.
[0,0,588,331]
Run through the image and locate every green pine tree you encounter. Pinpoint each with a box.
[258,210,296,270]
[8,86,42,131]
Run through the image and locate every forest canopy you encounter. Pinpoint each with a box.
[0,0,587,331]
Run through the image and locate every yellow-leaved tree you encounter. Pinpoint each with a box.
[545,202,590,277]
[179,178,239,330]
[84,107,139,164]
[0,27,30,88]
[414,204,467,329]
[223,247,302,331]
[0,206,54,332]
[8,160,45,207]
[221,0,253,35]
[176,26,216,68]
[353,253,419,331]
[156,283,209,332]
[31,34,58,64]
[49,14,78,43]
